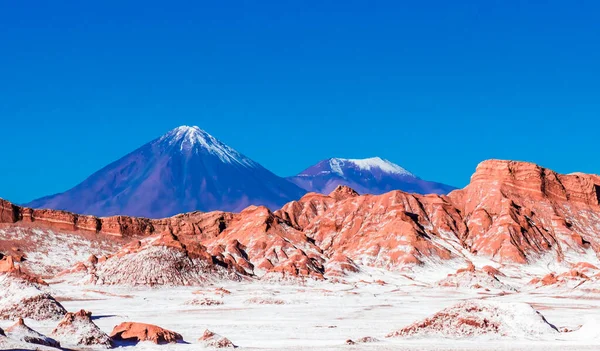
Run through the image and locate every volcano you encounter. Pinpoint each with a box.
[27,126,306,218]
[287,157,455,195]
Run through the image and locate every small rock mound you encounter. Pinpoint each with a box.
[329,185,360,201]
[0,273,66,321]
[199,329,236,348]
[345,336,379,344]
[51,310,113,348]
[5,317,60,348]
[215,287,232,295]
[529,270,590,288]
[110,322,183,344]
[387,300,558,339]
[437,266,515,291]
[68,234,240,286]
[244,297,286,305]
[186,298,223,306]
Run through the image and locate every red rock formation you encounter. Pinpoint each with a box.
[5,159,600,283]
[0,255,18,273]
[0,199,19,223]
[51,310,113,348]
[303,191,459,268]
[206,205,326,280]
[481,265,504,277]
[449,160,600,263]
[110,322,183,344]
[199,329,236,348]
[529,270,590,287]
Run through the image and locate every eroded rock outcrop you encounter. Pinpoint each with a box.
[64,233,243,286]
[199,329,236,348]
[437,265,515,291]
[5,317,60,348]
[0,273,66,321]
[449,160,600,263]
[50,310,113,348]
[110,322,183,344]
[387,300,558,339]
[5,159,600,284]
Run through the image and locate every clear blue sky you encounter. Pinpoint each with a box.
[1,1,600,204]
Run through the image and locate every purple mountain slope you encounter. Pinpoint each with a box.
[26,126,307,218]
[287,157,456,195]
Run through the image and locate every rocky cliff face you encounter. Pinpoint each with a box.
[4,159,600,284]
[448,159,600,263]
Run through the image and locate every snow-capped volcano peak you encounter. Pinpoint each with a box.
[328,157,415,177]
[300,157,415,178]
[28,125,306,217]
[289,156,455,196]
[158,125,257,168]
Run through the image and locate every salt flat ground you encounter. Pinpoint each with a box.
[3,268,600,351]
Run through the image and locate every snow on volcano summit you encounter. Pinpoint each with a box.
[325,157,414,177]
[157,125,258,168]
[288,157,455,195]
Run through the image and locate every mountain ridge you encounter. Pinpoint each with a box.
[5,159,600,282]
[287,156,456,195]
[25,125,456,218]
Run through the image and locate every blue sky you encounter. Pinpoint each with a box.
[1,1,600,203]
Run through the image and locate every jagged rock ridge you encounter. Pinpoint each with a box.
[4,159,600,284]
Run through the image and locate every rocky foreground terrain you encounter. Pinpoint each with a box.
[3,159,600,350]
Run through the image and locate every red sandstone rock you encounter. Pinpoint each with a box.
[5,159,600,284]
[303,191,458,268]
[456,262,476,274]
[481,265,504,277]
[0,255,18,273]
[51,310,113,348]
[529,270,590,287]
[110,322,183,344]
[199,329,236,348]
[328,185,360,201]
[207,205,327,280]
[448,160,600,264]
